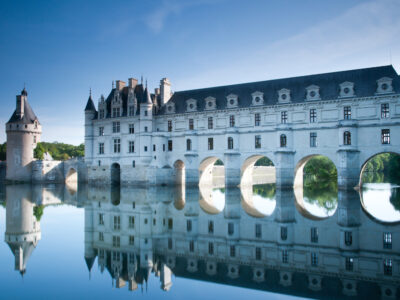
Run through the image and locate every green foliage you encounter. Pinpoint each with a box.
[254,157,274,166]
[362,153,400,184]
[303,178,338,214]
[0,143,6,161]
[33,142,84,161]
[33,205,44,221]
[390,188,400,211]
[304,156,337,181]
[253,184,276,198]
[215,159,223,166]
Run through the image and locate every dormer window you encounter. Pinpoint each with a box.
[278,89,291,103]
[306,85,320,101]
[204,96,216,110]
[251,91,264,106]
[339,82,355,98]
[186,98,197,112]
[226,94,238,108]
[166,102,175,114]
[376,77,393,94]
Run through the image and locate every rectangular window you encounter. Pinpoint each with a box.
[113,138,121,153]
[255,247,261,260]
[208,242,214,255]
[168,218,173,230]
[153,144,156,151]
[344,106,351,120]
[144,126,148,132]
[311,227,318,243]
[112,251,120,262]
[189,119,194,130]
[255,135,261,149]
[311,253,318,266]
[208,117,213,129]
[129,235,134,245]
[112,107,120,118]
[144,146,148,152]
[187,220,192,232]
[186,139,192,151]
[383,233,392,249]
[382,129,390,144]
[99,143,104,154]
[129,124,134,134]
[229,115,235,127]
[208,220,214,234]
[99,109,105,119]
[112,236,120,248]
[189,240,194,252]
[230,245,236,257]
[208,138,214,150]
[345,231,352,246]
[163,144,166,151]
[144,110,148,117]
[281,111,288,124]
[168,140,173,151]
[99,213,104,225]
[384,259,392,276]
[345,257,354,271]
[310,132,317,147]
[99,127,104,136]
[132,202,135,209]
[168,238,173,250]
[112,122,120,133]
[282,250,288,263]
[128,106,134,116]
[132,160,135,168]
[128,216,135,228]
[281,226,288,241]
[255,224,262,238]
[168,120,172,132]
[228,222,234,236]
[129,141,135,153]
[99,232,104,241]
[310,109,317,123]
[381,103,390,118]
[255,113,260,126]
[113,216,120,230]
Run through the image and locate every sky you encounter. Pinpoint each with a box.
[0,0,399,145]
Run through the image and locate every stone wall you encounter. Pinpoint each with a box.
[32,160,65,183]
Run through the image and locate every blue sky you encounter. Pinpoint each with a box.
[0,0,399,145]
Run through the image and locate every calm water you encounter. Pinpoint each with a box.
[0,182,399,300]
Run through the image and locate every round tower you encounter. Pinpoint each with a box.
[6,88,42,182]
[84,92,96,166]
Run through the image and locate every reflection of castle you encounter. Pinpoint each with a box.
[84,185,400,299]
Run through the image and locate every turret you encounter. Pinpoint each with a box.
[6,88,42,182]
[160,78,171,106]
[84,92,96,165]
[139,88,153,161]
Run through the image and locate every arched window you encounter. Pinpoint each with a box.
[343,131,351,145]
[186,139,192,151]
[227,137,234,149]
[280,134,287,147]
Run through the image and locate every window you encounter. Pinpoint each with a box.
[255,224,261,238]
[282,250,288,263]
[189,119,194,130]
[345,231,352,246]
[311,253,318,266]
[99,213,104,225]
[310,109,317,123]
[186,139,192,151]
[144,110,148,117]
[132,160,135,168]
[129,124,134,134]
[99,127,104,136]
[344,106,351,120]
[144,126,148,132]
[342,131,351,145]
[132,202,135,209]
[255,113,260,126]
[113,216,120,230]
[113,139,120,153]
[345,257,354,271]
[112,122,120,133]
[227,137,234,149]
[112,107,120,118]
[99,249,105,259]
[189,241,194,252]
[153,144,156,151]
[129,141,135,153]
[255,247,261,260]
[208,117,213,129]
[187,220,192,232]
[208,220,214,234]
[112,236,120,248]
[168,238,173,250]
[168,140,173,151]
[382,129,390,144]
[281,227,288,241]
[99,109,105,119]
[255,135,261,149]
[208,242,214,255]
[98,160,101,167]
[229,115,235,127]
[168,218,173,230]
[33,136,36,143]
[381,103,390,118]
[384,259,392,276]
[208,138,214,150]
[99,143,104,154]
[383,233,392,249]
[112,251,120,262]
[168,120,172,132]
[144,146,148,152]
[281,111,288,124]
[128,106,134,116]
[311,227,318,243]
[128,216,135,228]
[228,222,234,235]
[129,235,134,245]
[99,232,104,242]
[230,245,236,257]
[310,132,317,147]
[280,134,287,147]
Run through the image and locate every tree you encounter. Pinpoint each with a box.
[0,143,6,161]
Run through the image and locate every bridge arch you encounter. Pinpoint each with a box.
[65,167,78,183]
[199,157,224,186]
[241,155,275,186]
[111,163,121,186]
[199,184,225,214]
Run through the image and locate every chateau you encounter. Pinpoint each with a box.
[84,65,400,188]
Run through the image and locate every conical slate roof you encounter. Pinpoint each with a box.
[85,95,96,112]
[7,96,39,125]
[142,88,153,105]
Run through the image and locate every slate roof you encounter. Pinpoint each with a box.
[163,65,400,114]
[84,95,96,111]
[7,96,40,125]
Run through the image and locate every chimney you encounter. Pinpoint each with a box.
[154,88,160,95]
[16,95,24,118]
[128,78,138,89]
[116,80,126,90]
[160,78,171,106]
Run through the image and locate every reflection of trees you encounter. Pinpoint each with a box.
[390,188,400,212]
[304,156,337,181]
[33,205,44,221]
[363,153,400,184]
[252,184,276,199]
[303,178,338,214]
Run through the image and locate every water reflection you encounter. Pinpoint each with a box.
[0,183,399,300]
